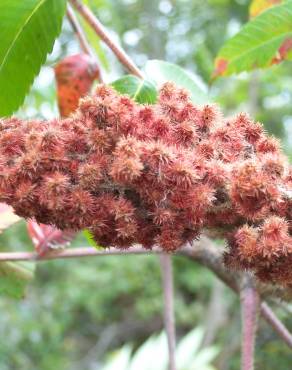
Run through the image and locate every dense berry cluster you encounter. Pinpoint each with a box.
[0,83,291,284]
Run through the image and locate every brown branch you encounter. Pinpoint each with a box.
[0,238,292,351]
[69,0,144,78]
[0,246,160,261]
[240,275,260,370]
[260,302,292,349]
[160,254,177,370]
[180,238,241,292]
[67,4,92,56]
[178,238,292,351]
[66,3,103,82]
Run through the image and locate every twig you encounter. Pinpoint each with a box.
[181,239,292,351]
[0,240,292,352]
[240,275,260,370]
[0,246,161,261]
[160,254,177,370]
[69,0,144,78]
[66,3,103,82]
[67,4,92,56]
[260,302,292,349]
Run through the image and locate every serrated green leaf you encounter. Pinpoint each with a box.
[0,261,35,299]
[111,75,157,104]
[214,1,292,77]
[144,59,209,104]
[0,0,66,116]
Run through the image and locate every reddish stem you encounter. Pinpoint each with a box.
[69,0,144,78]
[240,275,260,370]
[67,4,92,56]
[0,243,292,352]
[260,302,292,349]
[66,3,103,82]
[160,254,177,370]
[0,247,159,261]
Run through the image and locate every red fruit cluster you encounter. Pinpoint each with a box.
[225,216,292,285]
[0,82,291,284]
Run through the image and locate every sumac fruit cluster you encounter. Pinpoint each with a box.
[1,83,292,284]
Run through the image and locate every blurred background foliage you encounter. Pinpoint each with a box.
[1,0,292,369]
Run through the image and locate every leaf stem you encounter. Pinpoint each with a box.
[69,0,144,79]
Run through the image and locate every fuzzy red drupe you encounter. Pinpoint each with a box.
[1,83,292,284]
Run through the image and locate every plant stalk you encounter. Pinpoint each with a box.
[66,3,103,82]
[160,254,177,370]
[69,0,144,78]
[240,274,260,370]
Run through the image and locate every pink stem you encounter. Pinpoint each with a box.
[0,247,160,261]
[160,254,177,370]
[66,3,103,82]
[240,276,260,370]
[260,302,292,349]
[0,244,292,352]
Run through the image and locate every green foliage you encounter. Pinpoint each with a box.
[0,261,34,298]
[111,75,157,104]
[0,222,219,369]
[0,206,32,298]
[83,229,98,247]
[214,1,292,77]
[144,60,209,104]
[112,61,209,106]
[0,0,66,116]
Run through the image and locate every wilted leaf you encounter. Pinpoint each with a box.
[214,1,292,77]
[111,75,157,104]
[249,0,282,18]
[0,203,20,233]
[144,59,209,104]
[27,222,75,256]
[54,53,100,117]
[0,0,66,116]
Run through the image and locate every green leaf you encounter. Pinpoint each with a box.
[83,229,98,248]
[144,59,209,104]
[214,1,292,77]
[0,261,35,299]
[111,75,157,104]
[0,0,66,116]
